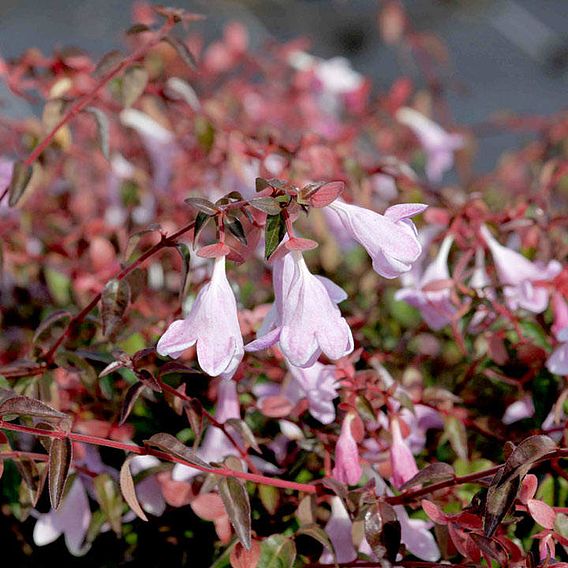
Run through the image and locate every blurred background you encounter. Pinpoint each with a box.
[1,0,567,172]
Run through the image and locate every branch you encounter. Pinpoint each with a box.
[0,419,317,494]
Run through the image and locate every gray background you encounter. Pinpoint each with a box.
[0,0,566,174]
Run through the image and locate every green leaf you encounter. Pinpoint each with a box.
[45,267,71,305]
[443,415,468,461]
[264,214,285,260]
[249,197,281,215]
[48,437,72,510]
[258,484,279,515]
[101,279,131,338]
[218,476,252,550]
[119,454,148,521]
[7,161,33,207]
[85,107,110,159]
[122,65,148,107]
[258,534,296,568]
[93,473,124,535]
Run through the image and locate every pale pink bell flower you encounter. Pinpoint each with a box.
[480,225,561,313]
[396,234,457,330]
[33,475,91,556]
[396,107,464,182]
[246,250,353,367]
[319,496,357,564]
[326,201,426,279]
[547,294,568,376]
[157,255,244,377]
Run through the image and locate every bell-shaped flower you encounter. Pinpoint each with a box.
[547,293,568,376]
[173,380,241,481]
[120,109,176,193]
[332,413,362,485]
[319,497,357,564]
[390,416,419,489]
[287,361,339,424]
[327,201,426,278]
[396,107,464,182]
[480,225,561,313]
[246,251,353,368]
[396,235,457,330]
[0,158,14,215]
[157,256,244,377]
[33,475,92,556]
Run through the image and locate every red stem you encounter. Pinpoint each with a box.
[0,419,317,494]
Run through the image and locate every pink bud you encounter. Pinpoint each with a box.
[332,413,362,485]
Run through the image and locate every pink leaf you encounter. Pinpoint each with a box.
[527,499,557,529]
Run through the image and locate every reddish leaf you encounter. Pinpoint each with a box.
[527,499,557,529]
[230,540,261,568]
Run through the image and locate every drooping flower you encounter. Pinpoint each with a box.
[33,475,91,556]
[319,497,357,564]
[396,106,464,182]
[389,416,419,489]
[396,234,457,330]
[547,293,568,376]
[480,225,561,313]
[157,255,244,377]
[246,250,353,368]
[120,109,176,193]
[326,201,426,278]
[173,380,240,482]
[332,413,362,485]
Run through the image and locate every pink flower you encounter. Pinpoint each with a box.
[288,361,339,424]
[246,251,353,367]
[396,107,464,182]
[390,416,419,489]
[547,293,568,376]
[396,235,457,330]
[327,201,426,278]
[319,497,357,564]
[120,109,176,193]
[129,455,167,517]
[157,256,244,377]
[173,380,241,481]
[480,225,561,313]
[332,413,362,485]
[33,476,91,556]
